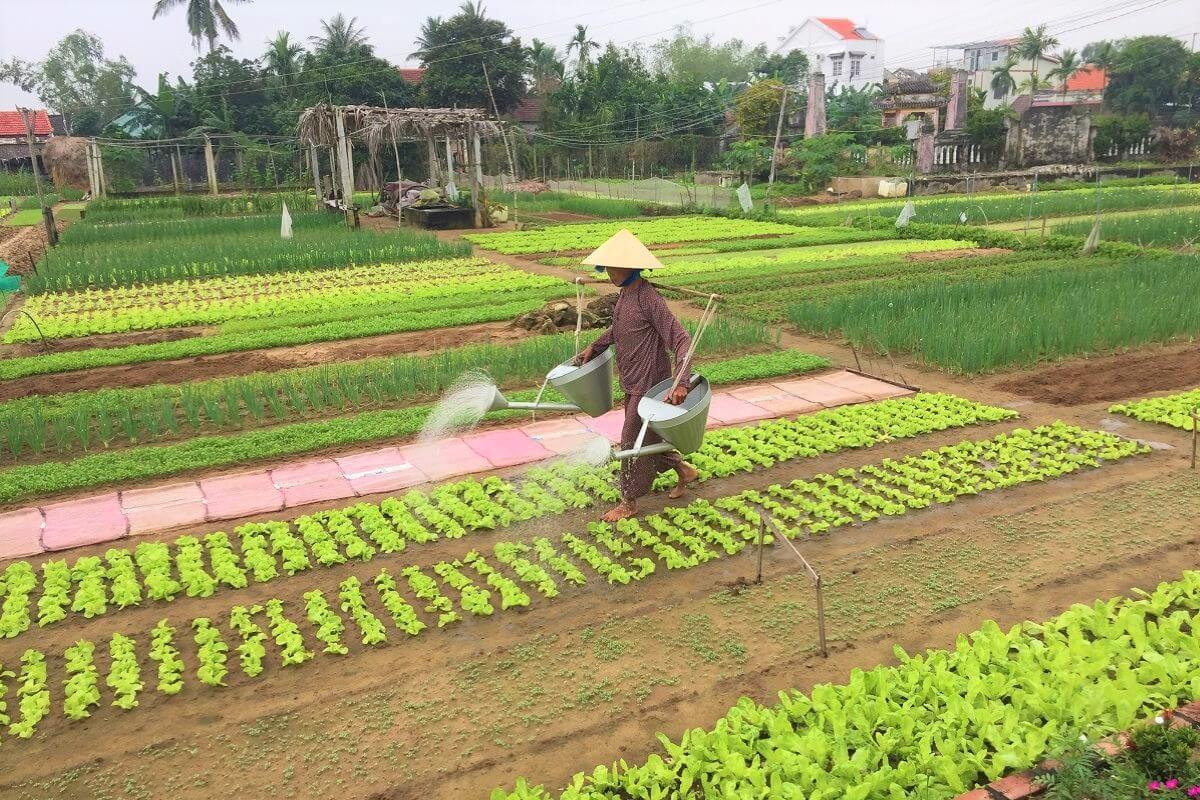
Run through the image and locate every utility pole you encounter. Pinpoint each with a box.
[767,85,789,193]
[17,107,57,246]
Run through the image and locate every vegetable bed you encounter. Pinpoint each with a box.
[463,215,797,254]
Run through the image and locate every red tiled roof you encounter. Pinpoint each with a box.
[0,109,52,138]
[398,67,425,85]
[510,97,541,124]
[1066,66,1106,92]
[816,18,868,40]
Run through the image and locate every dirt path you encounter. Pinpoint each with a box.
[0,406,1194,800]
[0,320,532,401]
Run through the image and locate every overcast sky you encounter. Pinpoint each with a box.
[1,0,1196,108]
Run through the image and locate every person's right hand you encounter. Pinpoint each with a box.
[574,345,595,366]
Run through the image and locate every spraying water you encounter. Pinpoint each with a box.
[419,369,497,444]
[556,434,614,468]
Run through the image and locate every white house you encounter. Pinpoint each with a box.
[773,17,885,91]
[938,38,1060,109]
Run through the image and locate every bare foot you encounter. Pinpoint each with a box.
[601,502,637,522]
[669,462,699,499]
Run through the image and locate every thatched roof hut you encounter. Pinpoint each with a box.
[297,104,502,151]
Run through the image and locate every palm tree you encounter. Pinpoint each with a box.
[990,55,1019,101]
[529,39,564,94]
[1016,24,1060,102]
[566,24,598,73]
[1048,48,1081,98]
[1082,40,1119,90]
[459,0,485,18]
[411,16,444,61]
[263,31,303,94]
[310,13,369,57]
[152,0,248,52]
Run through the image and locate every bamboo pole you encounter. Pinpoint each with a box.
[16,107,56,246]
[308,142,323,211]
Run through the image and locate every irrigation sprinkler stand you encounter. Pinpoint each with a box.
[755,516,766,584]
[1191,407,1197,470]
[757,513,828,658]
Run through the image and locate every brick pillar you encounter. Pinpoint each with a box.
[917,129,935,173]
[945,70,968,130]
[805,72,827,137]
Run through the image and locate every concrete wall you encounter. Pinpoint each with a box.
[1005,106,1092,168]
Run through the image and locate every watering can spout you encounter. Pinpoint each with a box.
[486,386,510,413]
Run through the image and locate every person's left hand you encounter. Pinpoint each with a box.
[667,385,688,405]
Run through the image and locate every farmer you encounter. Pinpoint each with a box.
[574,229,700,522]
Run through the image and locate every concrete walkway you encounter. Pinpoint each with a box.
[0,371,912,559]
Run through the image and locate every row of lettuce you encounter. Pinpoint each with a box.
[0,392,1012,640]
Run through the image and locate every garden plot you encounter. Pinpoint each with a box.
[463,215,798,254]
[778,183,1200,228]
[0,333,804,506]
[786,252,1200,373]
[0,407,1172,800]
[9,258,565,343]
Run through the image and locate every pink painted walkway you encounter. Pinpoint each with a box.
[0,371,911,559]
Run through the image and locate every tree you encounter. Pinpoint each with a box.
[152,0,249,52]
[186,45,267,134]
[787,132,853,193]
[651,27,767,85]
[990,55,1019,101]
[0,30,135,132]
[1047,48,1081,98]
[130,73,179,137]
[411,3,528,113]
[262,31,304,95]
[756,49,809,85]
[826,85,884,141]
[1103,36,1191,115]
[1016,24,1059,102]
[566,25,599,73]
[529,39,564,95]
[733,78,787,138]
[310,14,369,59]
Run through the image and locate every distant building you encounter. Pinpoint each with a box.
[0,108,54,171]
[1027,66,1106,109]
[772,17,885,90]
[876,69,947,135]
[508,97,542,132]
[398,67,426,86]
[936,38,1059,109]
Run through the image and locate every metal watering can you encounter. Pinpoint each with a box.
[486,348,712,460]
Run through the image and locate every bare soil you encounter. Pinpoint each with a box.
[0,219,70,275]
[0,320,531,401]
[995,341,1200,405]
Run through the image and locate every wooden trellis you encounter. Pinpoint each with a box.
[298,104,503,226]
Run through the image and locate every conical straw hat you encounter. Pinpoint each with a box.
[581,229,665,271]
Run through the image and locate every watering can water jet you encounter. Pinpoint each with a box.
[485,348,711,460]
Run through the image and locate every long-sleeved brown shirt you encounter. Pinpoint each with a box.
[590,280,692,396]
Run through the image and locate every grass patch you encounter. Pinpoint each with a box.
[1,209,42,227]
